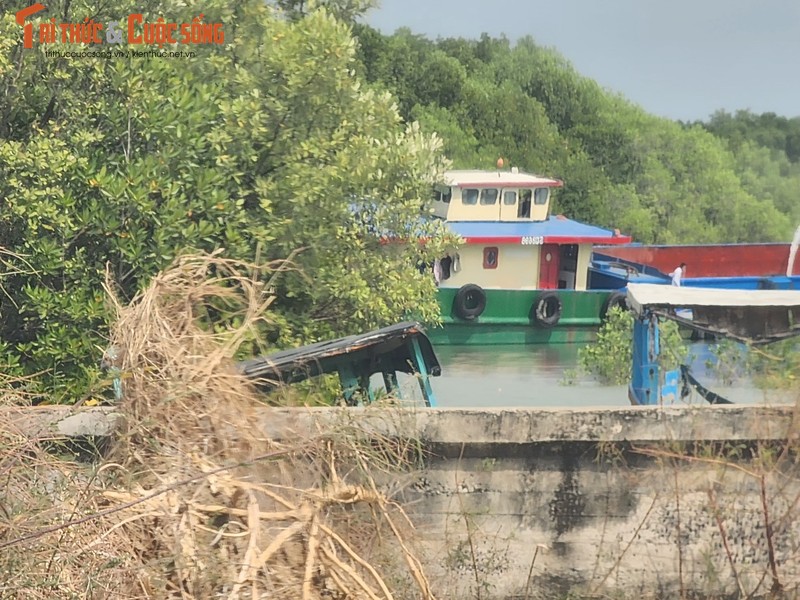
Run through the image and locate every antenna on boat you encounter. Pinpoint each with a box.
[788,223,800,277]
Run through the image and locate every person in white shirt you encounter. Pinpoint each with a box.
[670,263,686,286]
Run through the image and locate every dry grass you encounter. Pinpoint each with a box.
[0,252,435,600]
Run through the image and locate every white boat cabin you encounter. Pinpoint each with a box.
[431,169,630,291]
[431,168,560,223]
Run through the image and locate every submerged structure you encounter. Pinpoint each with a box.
[238,322,441,406]
[626,283,800,406]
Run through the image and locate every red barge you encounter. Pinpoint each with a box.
[596,242,800,279]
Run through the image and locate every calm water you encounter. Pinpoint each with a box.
[424,342,792,408]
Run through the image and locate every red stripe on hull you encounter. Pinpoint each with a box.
[597,244,800,277]
[464,235,633,245]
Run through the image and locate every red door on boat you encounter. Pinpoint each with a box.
[539,244,561,289]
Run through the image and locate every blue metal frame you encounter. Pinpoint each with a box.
[629,311,692,405]
[411,336,436,407]
[630,314,660,405]
[322,337,437,407]
[238,322,440,407]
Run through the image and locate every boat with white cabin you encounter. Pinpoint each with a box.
[427,167,637,345]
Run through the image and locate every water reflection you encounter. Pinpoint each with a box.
[431,343,792,408]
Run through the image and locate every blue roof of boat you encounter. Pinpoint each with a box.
[446,216,631,244]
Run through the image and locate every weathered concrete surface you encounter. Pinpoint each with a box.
[259,405,800,599]
[6,403,800,599]
[256,404,797,445]
[0,405,122,439]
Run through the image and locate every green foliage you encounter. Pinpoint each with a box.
[750,341,800,389]
[354,29,797,245]
[0,1,451,399]
[272,0,377,22]
[707,339,800,390]
[577,307,633,385]
[697,110,800,229]
[705,339,744,386]
[701,109,800,163]
[577,308,688,385]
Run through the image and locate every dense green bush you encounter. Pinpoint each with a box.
[577,307,687,385]
[0,2,451,399]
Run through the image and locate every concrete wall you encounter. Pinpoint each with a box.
[259,405,800,600]
[18,404,800,599]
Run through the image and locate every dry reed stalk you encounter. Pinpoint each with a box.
[0,252,435,600]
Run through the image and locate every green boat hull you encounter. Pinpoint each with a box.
[429,288,616,345]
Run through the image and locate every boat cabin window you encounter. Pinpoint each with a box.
[434,187,452,203]
[463,188,479,205]
[534,188,549,205]
[483,247,498,269]
[503,191,517,205]
[518,189,532,218]
[480,188,498,205]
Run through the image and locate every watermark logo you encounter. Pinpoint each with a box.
[13,4,225,50]
[15,3,45,49]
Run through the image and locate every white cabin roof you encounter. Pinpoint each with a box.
[626,283,800,343]
[627,283,800,315]
[443,169,562,188]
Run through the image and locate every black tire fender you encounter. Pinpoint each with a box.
[531,292,562,328]
[453,284,487,320]
[601,291,628,320]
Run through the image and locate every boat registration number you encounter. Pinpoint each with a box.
[521,236,543,245]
